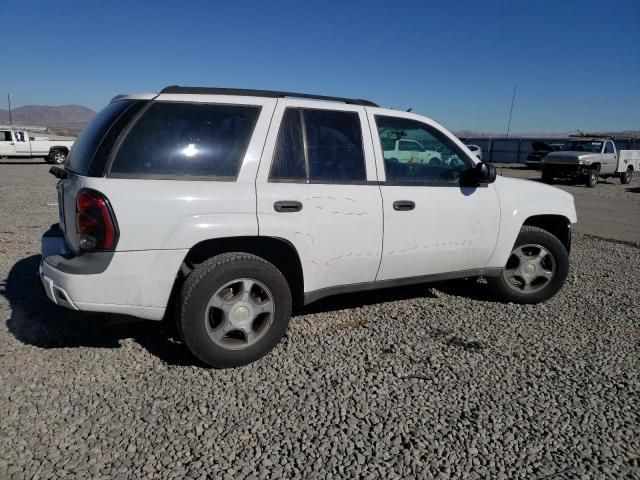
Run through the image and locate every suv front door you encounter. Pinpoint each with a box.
[368,111,500,281]
[256,100,383,295]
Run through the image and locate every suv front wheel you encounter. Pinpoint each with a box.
[488,226,569,304]
[180,253,292,368]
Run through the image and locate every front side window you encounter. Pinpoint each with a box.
[269,108,366,183]
[110,102,260,178]
[376,116,471,184]
[604,141,614,154]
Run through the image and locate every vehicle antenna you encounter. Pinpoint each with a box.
[406,108,412,112]
[505,85,516,138]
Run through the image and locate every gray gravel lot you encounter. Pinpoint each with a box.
[1,159,639,479]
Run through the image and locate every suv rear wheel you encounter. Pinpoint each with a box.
[180,252,292,368]
[488,226,569,304]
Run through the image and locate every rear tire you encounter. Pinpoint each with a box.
[585,166,599,187]
[180,252,292,368]
[541,169,553,184]
[49,150,67,164]
[620,167,633,185]
[487,226,569,304]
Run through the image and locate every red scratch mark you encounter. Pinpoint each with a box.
[398,249,405,253]
[411,245,419,250]
[308,260,321,268]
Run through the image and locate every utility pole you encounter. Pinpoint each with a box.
[7,94,13,126]
[505,85,516,138]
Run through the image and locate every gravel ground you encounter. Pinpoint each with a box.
[1,159,639,479]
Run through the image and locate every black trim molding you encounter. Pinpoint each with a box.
[303,268,502,305]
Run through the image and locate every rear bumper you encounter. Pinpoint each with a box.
[40,224,186,321]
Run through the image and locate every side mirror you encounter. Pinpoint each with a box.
[475,162,496,184]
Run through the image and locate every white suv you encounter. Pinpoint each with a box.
[40,86,577,367]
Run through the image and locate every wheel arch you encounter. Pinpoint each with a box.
[522,214,571,253]
[174,236,304,309]
[49,146,70,155]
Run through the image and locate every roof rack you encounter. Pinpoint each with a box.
[159,85,379,107]
[569,130,637,142]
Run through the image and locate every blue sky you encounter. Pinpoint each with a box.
[1,0,638,133]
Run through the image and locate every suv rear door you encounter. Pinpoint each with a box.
[367,110,500,280]
[256,100,383,295]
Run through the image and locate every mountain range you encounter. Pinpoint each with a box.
[0,105,96,131]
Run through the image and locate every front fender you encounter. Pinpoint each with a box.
[486,176,577,268]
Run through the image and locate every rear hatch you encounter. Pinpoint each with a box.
[58,99,146,253]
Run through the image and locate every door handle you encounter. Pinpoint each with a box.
[393,200,415,211]
[274,200,303,213]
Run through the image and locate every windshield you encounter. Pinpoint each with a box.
[66,100,135,174]
[560,140,602,153]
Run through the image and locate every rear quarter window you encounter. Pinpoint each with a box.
[109,102,261,179]
[66,100,137,175]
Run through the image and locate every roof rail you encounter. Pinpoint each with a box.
[159,85,379,107]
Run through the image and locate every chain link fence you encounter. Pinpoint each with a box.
[460,137,640,164]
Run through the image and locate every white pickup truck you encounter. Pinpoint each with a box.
[0,128,74,164]
[542,136,639,187]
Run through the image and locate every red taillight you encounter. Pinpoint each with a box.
[76,189,118,251]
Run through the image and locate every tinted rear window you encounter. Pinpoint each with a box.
[109,102,260,179]
[66,100,135,175]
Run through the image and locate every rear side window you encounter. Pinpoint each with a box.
[66,100,136,175]
[2,131,12,141]
[270,109,306,180]
[110,102,260,179]
[269,107,366,183]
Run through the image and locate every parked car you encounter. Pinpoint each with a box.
[41,86,577,367]
[542,137,639,187]
[0,129,74,163]
[465,144,482,160]
[525,141,563,169]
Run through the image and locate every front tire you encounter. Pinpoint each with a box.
[180,253,292,368]
[620,167,633,185]
[488,226,569,304]
[585,166,599,187]
[541,169,553,184]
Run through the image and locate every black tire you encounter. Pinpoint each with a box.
[49,150,67,164]
[180,252,292,368]
[585,166,599,187]
[541,169,553,184]
[487,226,569,304]
[620,167,633,185]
